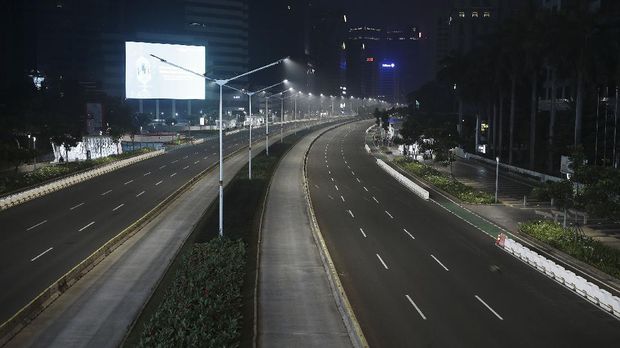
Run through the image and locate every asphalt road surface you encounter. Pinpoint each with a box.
[0,120,320,325]
[307,121,620,347]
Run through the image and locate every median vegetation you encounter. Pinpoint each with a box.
[395,158,494,204]
[520,220,620,278]
[125,127,314,347]
[138,238,246,347]
[0,148,153,196]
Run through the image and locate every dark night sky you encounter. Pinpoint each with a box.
[249,0,451,93]
[328,0,450,30]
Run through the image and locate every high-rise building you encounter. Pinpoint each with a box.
[345,25,424,103]
[9,0,249,116]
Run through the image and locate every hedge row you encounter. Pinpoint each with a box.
[0,148,153,195]
[395,158,495,204]
[520,220,620,278]
[138,238,246,347]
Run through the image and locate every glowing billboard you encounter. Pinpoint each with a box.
[125,42,205,100]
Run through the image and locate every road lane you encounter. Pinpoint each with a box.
[307,121,620,347]
[0,120,317,324]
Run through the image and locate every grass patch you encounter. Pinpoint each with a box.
[395,158,495,204]
[124,127,315,347]
[520,220,620,278]
[0,148,154,195]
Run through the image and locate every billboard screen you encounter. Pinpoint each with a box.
[125,41,205,100]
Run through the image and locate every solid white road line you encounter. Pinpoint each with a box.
[348,210,355,218]
[100,189,112,196]
[170,173,177,178]
[159,165,166,169]
[376,254,389,270]
[112,203,124,211]
[385,211,393,219]
[124,180,134,185]
[183,165,190,170]
[359,228,367,238]
[144,172,151,176]
[475,295,504,320]
[430,254,449,271]
[155,180,163,186]
[78,221,95,232]
[69,203,84,210]
[372,197,379,204]
[363,186,368,192]
[405,295,427,320]
[341,195,345,202]
[136,191,145,197]
[30,247,53,262]
[403,228,415,240]
[26,220,48,231]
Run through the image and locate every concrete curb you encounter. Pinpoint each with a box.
[0,149,164,212]
[302,121,369,348]
[376,158,429,200]
[253,125,318,348]
[0,142,252,347]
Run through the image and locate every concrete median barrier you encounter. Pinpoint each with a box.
[376,159,429,200]
[0,149,164,212]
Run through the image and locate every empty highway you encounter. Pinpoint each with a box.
[306,121,620,347]
[0,120,319,325]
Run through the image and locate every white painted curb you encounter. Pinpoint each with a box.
[376,159,429,200]
[498,235,620,319]
[0,150,164,211]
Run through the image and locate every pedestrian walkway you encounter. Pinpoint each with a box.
[258,129,351,347]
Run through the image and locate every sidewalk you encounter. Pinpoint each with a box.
[258,129,351,347]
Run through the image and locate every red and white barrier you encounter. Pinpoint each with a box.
[497,233,620,318]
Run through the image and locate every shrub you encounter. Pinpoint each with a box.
[395,158,494,204]
[520,221,620,278]
[138,238,246,347]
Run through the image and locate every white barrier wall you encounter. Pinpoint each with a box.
[498,235,620,318]
[0,149,164,211]
[376,159,429,200]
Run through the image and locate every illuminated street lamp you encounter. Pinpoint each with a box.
[224,80,287,179]
[152,54,288,237]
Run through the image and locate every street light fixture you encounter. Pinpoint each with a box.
[223,80,287,179]
[152,54,288,237]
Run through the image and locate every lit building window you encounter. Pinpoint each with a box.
[483,11,491,17]
[472,11,479,17]
[459,11,465,17]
